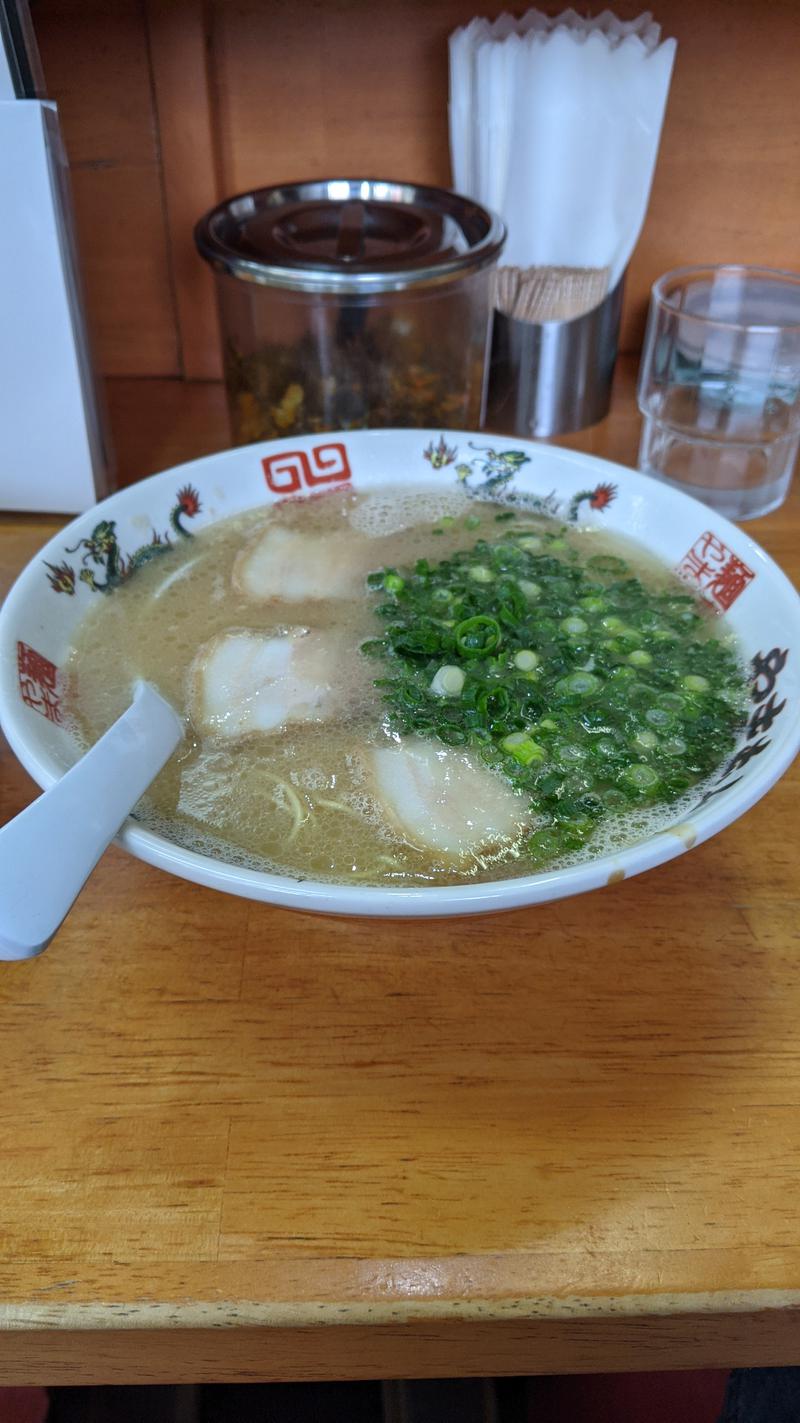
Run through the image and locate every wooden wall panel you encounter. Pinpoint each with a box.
[145,0,223,380]
[34,0,158,165]
[212,0,328,188]
[623,0,800,347]
[211,0,452,191]
[209,0,800,353]
[34,0,179,376]
[67,165,180,376]
[31,0,800,377]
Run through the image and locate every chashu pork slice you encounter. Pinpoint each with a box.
[366,737,530,860]
[233,525,372,602]
[188,628,349,739]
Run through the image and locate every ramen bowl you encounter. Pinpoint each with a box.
[1,429,798,917]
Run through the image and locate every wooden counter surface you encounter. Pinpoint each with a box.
[2,361,800,1386]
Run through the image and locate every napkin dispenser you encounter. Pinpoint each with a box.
[0,99,110,513]
[449,8,676,436]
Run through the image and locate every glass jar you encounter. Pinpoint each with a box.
[195,179,505,444]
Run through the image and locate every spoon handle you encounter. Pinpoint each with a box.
[0,683,182,961]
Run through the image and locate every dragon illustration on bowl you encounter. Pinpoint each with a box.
[424,438,617,522]
[44,485,201,595]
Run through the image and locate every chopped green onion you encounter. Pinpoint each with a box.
[454,615,502,658]
[560,818,595,850]
[588,554,629,574]
[429,665,465,698]
[517,579,541,600]
[621,763,660,791]
[661,736,688,757]
[477,685,511,720]
[663,770,693,793]
[645,707,673,728]
[656,692,686,713]
[392,624,446,657]
[556,743,587,764]
[527,827,564,861]
[501,732,547,766]
[561,615,588,636]
[631,729,658,751]
[364,512,747,871]
[556,671,601,697]
[602,789,627,812]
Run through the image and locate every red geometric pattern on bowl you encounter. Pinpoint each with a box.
[676,531,756,612]
[261,442,352,495]
[17,641,62,723]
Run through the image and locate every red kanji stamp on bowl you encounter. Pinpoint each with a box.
[16,641,62,723]
[262,442,352,495]
[676,531,756,612]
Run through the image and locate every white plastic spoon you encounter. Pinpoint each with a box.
[0,682,183,961]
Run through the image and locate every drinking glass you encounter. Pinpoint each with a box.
[637,265,800,519]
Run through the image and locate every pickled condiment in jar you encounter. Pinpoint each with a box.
[195,179,505,443]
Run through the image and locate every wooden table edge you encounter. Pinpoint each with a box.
[4,1290,800,1384]
[4,1285,800,1332]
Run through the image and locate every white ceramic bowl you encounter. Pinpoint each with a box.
[2,429,798,917]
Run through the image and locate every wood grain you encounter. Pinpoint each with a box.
[1,363,800,1383]
[5,1310,800,1387]
[209,0,800,355]
[34,0,159,167]
[104,371,231,486]
[67,165,180,377]
[34,0,180,377]
[98,357,633,490]
[145,0,224,380]
[30,0,800,378]
[622,0,800,347]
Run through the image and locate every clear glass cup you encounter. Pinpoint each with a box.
[637,265,800,520]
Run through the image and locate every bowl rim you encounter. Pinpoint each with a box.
[2,428,799,918]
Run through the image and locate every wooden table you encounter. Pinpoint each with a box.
[2,361,800,1386]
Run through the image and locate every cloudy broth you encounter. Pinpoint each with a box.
[67,486,746,885]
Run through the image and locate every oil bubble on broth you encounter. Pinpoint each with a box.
[66,486,748,886]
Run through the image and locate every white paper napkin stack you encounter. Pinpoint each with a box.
[449,8,676,320]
